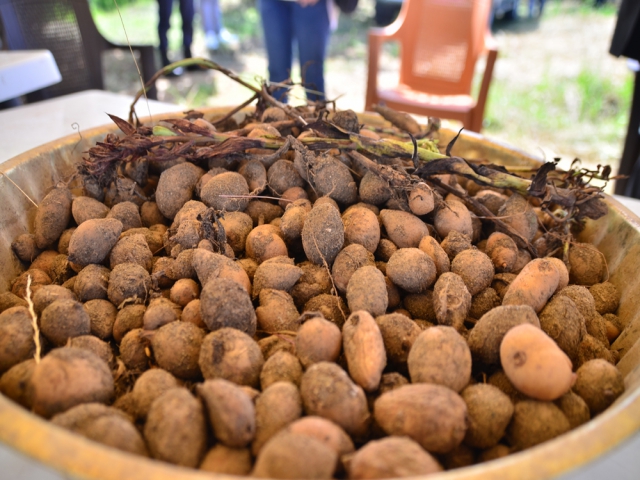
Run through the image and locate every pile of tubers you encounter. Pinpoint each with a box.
[0,103,627,479]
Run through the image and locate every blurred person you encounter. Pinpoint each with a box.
[157,0,195,73]
[200,0,239,50]
[528,0,544,17]
[259,0,337,102]
[610,0,640,196]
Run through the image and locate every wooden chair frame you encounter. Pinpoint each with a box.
[365,0,498,133]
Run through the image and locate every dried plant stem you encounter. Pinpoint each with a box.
[348,150,413,189]
[128,58,307,126]
[427,176,537,257]
[25,275,42,364]
[218,194,293,203]
[0,172,38,208]
[128,58,262,123]
[113,0,152,121]
[211,94,259,126]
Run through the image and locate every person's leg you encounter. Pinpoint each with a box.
[158,0,173,65]
[218,1,238,48]
[292,0,330,102]
[212,0,222,35]
[179,0,195,58]
[200,0,215,35]
[617,71,640,196]
[201,0,220,49]
[260,0,294,101]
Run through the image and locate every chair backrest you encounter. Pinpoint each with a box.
[0,0,108,101]
[392,0,492,96]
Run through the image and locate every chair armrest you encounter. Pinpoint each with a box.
[108,42,158,100]
[484,30,498,55]
[366,24,402,111]
[366,29,384,111]
[366,3,408,110]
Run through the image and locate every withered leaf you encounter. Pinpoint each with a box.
[527,161,556,197]
[173,140,196,156]
[473,163,511,176]
[162,118,212,136]
[446,127,464,157]
[196,137,264,159]
[183,110,205,120]
[303,119,351,139]
[107,114,136,136]
[577,197,608,221]
[414,156,469,177]
[372,104,421,135]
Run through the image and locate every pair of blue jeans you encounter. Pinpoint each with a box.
[259,0,330,102]
[157,0,195,63]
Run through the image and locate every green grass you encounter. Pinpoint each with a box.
[483,67,632,160]
[89,0,144,12]
[90,0,160,46]
[544,0,619,18]
[90,0,260,50]
[223,6,261,41]
[575,69,631,123]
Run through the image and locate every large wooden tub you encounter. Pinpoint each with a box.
[1,109,639,480]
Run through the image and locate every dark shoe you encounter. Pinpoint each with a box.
[160,50,182,77]
[183,46,201,72]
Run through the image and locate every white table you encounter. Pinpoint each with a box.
[0,89,183,163]
[0,50,62,103]
[613,194,640,217]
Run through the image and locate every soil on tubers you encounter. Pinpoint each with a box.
[2,73,625,479]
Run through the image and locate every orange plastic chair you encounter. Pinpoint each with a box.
[365,0,498,133]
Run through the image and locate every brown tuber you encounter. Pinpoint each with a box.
[150,321,204,380]
[0,307,37,373]
[197,378,256,448]
[500,323,575,401]
[252,381,303,455]
[199,327,264,387]
[302,203,345,266]
[508,400,570,450]
[386,248,436,294]
[502,258,561,312]
[349,436,442,479]
[573,359,625,415]
[346,266,388,317]
[295,316,342,369]
[467,304,540,366]
[144,388,207,467]
[300,362,370,439]
[30,347,114,418]
[252,431,337,479]
[342,311,387,392]
[374,383,468,454]
[408,326,471,392]
[200,277,257,335]
[462,384,514,449]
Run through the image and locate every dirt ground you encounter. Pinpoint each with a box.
[485,11,630,172]
[104,2,631,187]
